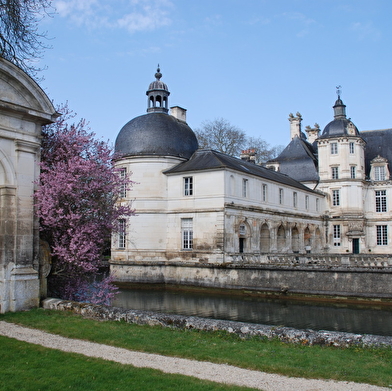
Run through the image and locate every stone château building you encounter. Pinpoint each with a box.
[110,69,392,298]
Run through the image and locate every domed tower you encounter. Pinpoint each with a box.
[317,88,366,254]
[111,67,199,268]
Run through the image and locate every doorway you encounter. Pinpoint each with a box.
[352,238,360,254]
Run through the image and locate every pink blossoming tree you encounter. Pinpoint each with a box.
[35,104,134,304]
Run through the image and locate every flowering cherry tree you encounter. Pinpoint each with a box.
[35,104,134,304]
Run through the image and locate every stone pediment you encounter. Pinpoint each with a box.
[0,58,58,124]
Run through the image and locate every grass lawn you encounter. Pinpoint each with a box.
[1,308,392,388]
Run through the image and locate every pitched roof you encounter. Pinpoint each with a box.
[164,149,317,192]
[361,128,392,177]
[267,137,319,182]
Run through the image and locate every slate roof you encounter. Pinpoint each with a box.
[115,113,199,159]
[267,136,319,182]
[164,149,317,193]
[361,128,392,177]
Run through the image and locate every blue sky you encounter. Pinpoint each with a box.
[38,0,392,149]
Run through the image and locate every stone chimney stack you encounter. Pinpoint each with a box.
[305,123,320,144]
[240,148,256,164]
[170,106,187,122]
[288,112,302,140]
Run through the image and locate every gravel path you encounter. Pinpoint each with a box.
[0,321,389,391]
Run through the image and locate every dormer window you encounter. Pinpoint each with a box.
[370,155,389,181]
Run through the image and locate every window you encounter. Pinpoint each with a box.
[279,188,284,204]
[305,195,309,210]
[332,190,340,206]
[375,166,386,181]
[331,167,339,179]
[181,218,193,249]
[375,190,387,212]
[262,184,267,202]
[377,225,388,245]
[331,143,338,155]
[118,219,126,249]
[293,192,297,208]
[349,142,355,154]
[119,167,127,198]
[242,179,248,197]
[316,198,319,212]
[333,224,341,246]
[184,177,193,196]
[350,166,356,179]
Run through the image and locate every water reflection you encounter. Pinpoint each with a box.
[112,286,392,336]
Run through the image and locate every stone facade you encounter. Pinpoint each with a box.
[111,70,392,299]
[0,58,57,313]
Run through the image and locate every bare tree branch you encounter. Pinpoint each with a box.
[0,0,53,79]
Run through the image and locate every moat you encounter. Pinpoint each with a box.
[112,284,392,337]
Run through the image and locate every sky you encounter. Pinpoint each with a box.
[37,0,392,149]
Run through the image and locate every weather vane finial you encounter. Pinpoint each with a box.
[336,85,342,98]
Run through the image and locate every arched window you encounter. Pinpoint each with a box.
[260,223,270,253]
[292,226,299,253]
[277,225,286,251]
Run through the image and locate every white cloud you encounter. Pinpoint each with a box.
[350,21,381,41]
[54,0,173,32]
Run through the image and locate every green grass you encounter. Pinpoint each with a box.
[1,309,392,388]
[0,336,254,391]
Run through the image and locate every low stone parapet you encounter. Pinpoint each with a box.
[42,298,392,348]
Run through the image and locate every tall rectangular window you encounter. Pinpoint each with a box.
[182,218,193,249]
[184,177,193,196]
[316,198,319,212]
[331,142,338,155]
[375,190,387,212]
[118,219,126,249]
[242,179,248,197]
[350,166,356,179]
[279,188,283,204]
[375,166,386,181]
[262,184,267,202]
[293,192,297,208]
[305,195,309,210]
[332,190,340,206]
[349,142,354,154]
[331,166,339,179]
[333,224,341,246]
[119,167,127,198]
[376,225,388,245]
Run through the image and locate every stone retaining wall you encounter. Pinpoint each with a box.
[42,298,392,348]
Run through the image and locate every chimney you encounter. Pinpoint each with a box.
[240,148,256,164]
[288,112,302,140]
[170,106,187,122]
[305,123,320,144]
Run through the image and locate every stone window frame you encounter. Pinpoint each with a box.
[375,190,387,213]
[181,218,193,250]
[332,189,340,206]
[183,176,193,196]
[331,166,339,179]
[349,142,355,154]
[350,166,356,179]
[330,142,338,155]
[333,224,341,246]
[119,167,127,198]
[118,219,126,249]
[376,225,388,246]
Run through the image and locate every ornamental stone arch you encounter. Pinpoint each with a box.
[0,57,58,314]
[260,221,271,253]
[237,219,251,253]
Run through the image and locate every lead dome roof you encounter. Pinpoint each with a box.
[115,67,198,159]
[319,96,360,139]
